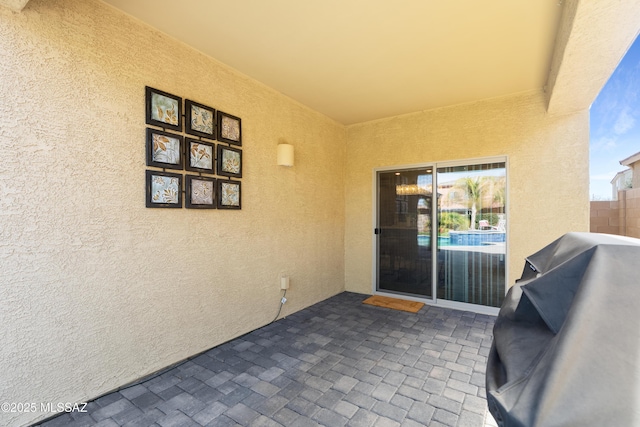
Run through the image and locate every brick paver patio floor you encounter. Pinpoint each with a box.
[37,292,497,427]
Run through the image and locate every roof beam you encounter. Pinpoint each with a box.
[546,0,640,115]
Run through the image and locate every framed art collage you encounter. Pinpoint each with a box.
[144,86,242,210]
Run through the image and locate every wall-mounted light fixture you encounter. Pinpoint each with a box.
[277,143,294,167]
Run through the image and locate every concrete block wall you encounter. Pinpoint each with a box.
[625,188,640,238]
[590,188,640,238]
[590,200,620,235]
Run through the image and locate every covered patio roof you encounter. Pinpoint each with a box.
[4,0,635,123]
[13,0,634,124]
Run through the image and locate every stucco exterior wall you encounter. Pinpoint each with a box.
[344,91,590,294]
[632,163,640,189]
[0,0,345,425]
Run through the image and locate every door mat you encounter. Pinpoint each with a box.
[362,295,424,313]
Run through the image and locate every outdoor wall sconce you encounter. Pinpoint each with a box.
[277,143,294,167]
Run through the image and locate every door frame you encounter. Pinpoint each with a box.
[372,156,508,316]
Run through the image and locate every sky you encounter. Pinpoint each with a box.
[590,35,640,200]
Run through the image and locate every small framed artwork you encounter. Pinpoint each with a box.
[217,110,242,145]
[217,145,242,178]
[217,180,241,209]
[146,170,182,208]
[185,138,215,174]
[146,128,184,170]
[145,86,182,132]
[185,99,216,139]
[185,175,216,209]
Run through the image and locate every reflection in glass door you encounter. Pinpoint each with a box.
[436,162,506,307]
[376,160,506,309]
[376,168,433,297]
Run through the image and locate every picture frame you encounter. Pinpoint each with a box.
[216,145,242,178]
[185,99,216,139]
[185,138,215,174]
[146,170,183,208]
[145,86,182,132]
[146,128,184,170]
[217,180,241,209]
[185,175,216,209]
[217,110,242,145]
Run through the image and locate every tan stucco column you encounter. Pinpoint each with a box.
[0,0,30,12]
[546,0,640,115]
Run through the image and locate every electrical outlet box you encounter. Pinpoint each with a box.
[280,275,290,290]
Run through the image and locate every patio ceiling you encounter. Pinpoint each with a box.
[98,0,564,125]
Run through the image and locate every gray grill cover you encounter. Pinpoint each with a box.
[486,232,640,427]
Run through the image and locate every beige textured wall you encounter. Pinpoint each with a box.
[0,0,345,425]
[632,163,640,189]
[344,91,590,294]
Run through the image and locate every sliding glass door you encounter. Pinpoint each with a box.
[376,168,433,297]
[375,159,506,309]
[436,162,506,307]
